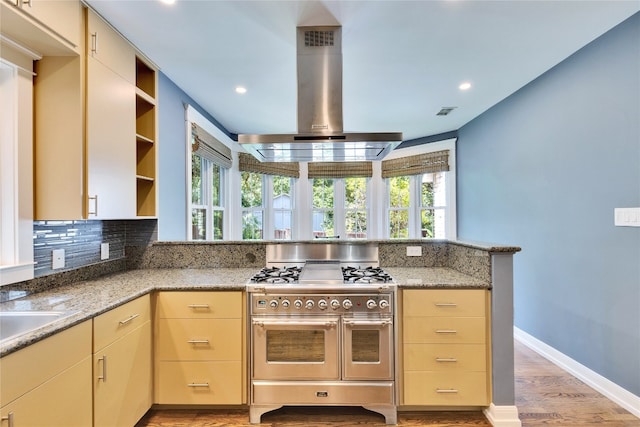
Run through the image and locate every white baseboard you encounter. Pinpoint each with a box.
[483,404,522,427]
[514,327,640,419]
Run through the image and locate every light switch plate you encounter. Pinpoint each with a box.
[614,207,640,227]
[406,246,422,256]
[101,243,109,260]
[52,249,65,269]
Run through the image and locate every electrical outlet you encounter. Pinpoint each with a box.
[615,207,640,227]
[52,249,65,269]
[406,246,422,256]
[101,243,109,260]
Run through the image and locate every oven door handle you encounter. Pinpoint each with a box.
[252,319,338,328]
[343,319,393,327]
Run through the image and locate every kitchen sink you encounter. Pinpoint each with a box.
[0,311,72,343]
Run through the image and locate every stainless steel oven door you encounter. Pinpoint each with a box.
[342,315,394,380]
[252,316,340,380]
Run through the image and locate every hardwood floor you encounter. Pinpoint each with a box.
[136,340,640,426]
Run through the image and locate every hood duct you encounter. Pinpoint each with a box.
[238,26,403,162]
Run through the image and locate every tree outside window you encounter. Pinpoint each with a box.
[388,176,410,238]
[345,177,367,238]
[241,171,263,239]
[312,178,334,237]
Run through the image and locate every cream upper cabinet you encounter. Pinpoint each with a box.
[0,321,93,427]
[87,8,135,84]
[34,7,157,220]
[1,0,82,55]
[93,295,152,427]
[86,54,137,219]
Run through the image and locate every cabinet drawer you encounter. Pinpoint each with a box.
[403,289,486,317]
[93,294,150,352]
[0,320,91,406]
[156,361,242,404]
[157,318,242,361]
[403,317,486,344]
[403,343,486,372]
[403,371,489,406]
[157,291,242,319]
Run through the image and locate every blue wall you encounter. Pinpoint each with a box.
[457,13,640,395]
[157,73,228,240]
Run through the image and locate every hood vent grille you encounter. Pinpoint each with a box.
[305,30,335,47]
[238,25,403,162]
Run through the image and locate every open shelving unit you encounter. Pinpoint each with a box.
[135,56,157,217]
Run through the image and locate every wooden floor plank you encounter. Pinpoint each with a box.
[136,341,640,426]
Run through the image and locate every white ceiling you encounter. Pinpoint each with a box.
[86,0,639,142]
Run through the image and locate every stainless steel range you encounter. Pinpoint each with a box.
[247,243,397,424]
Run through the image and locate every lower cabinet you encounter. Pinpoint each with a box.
[93,295,152,427]
[154,291,245,404]
[0,321,93,427]
[401,289,491,406]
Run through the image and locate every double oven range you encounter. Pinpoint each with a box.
[247,244,397,424]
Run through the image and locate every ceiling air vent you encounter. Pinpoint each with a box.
[304,30,335,47]
[437,107,457,116]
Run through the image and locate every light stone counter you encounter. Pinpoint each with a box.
[0,266,488,357]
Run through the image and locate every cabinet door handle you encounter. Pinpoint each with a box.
[435,357,458,362]
[188,304,210,309]
[187,339,210,344]
[434,303,457,307]
[436,388,459,394]
[1,412,14,427]
[98,355,107,381]
[187,382,209,387]
[435,329,457,334]
[119,313,140,325]
[91,32,98,54]
[88,195,98,216]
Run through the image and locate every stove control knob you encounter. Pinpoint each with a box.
[294,299,303,309]
[330,299,341,310]
[281,299,290,308]
[366,299,378,309]
[269,300,278,309]
[305,300,315,310]
[342,299,353,310]
[317,300,328,310]
[379,300,390,310]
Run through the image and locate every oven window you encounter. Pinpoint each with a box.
[351,330,380,362]
[266,330,325,362]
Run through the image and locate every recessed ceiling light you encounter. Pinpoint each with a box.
[159,0,175,5]
[235,86,247,94]
[459,82,472,91]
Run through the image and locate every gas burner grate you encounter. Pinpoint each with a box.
[342,266,393,284]
[250,266,302,283]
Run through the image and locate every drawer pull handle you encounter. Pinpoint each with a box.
[435,329,457,334]
[188,304,210,309]
[187,339,210,344]
[119,314,140,325]
[1,412,14,427]
[435,303,457,307]
[436,388,459,394]
[98,355,107,381]
[187,382,209,387]
[88,195,98,216]
[435,357,458,362]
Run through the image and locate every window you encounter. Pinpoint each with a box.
[188,119,232,240]
[383,147,454,239]
[344,177,368,238]
[312,178,335,237]
[272,176,293,239]
[191,154,224,240]
[241,171,264,239]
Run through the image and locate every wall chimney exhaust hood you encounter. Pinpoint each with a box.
[239,26,403,162]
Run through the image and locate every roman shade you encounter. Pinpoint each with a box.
[238,152,300,178]
[381,150,449,178]
[307,161,373,179]
[191,122,232,168]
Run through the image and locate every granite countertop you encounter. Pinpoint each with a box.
[0,267,489,357]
